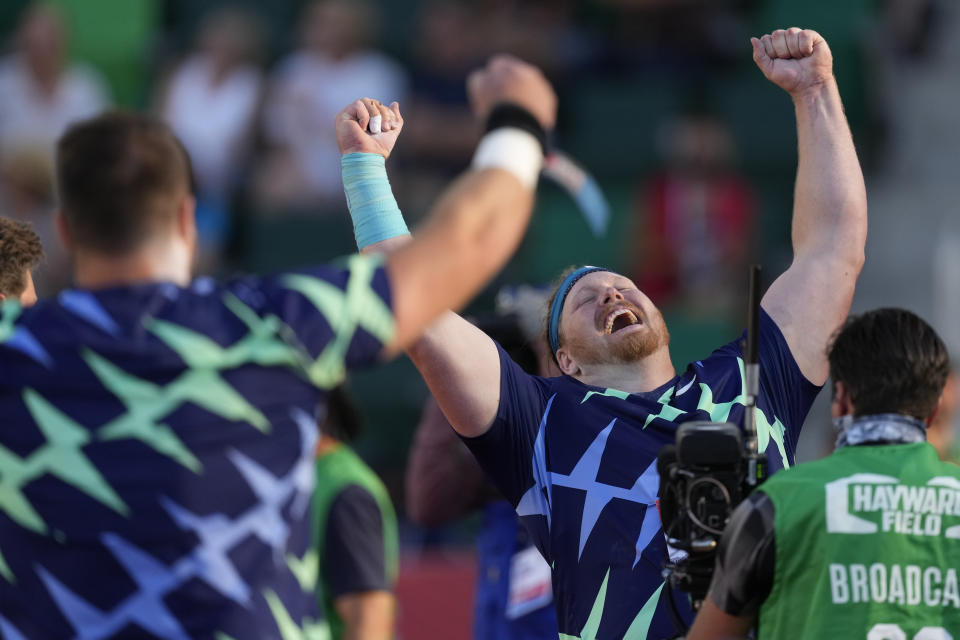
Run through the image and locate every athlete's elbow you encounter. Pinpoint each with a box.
[838,225,867,276]
[847,245,866,276]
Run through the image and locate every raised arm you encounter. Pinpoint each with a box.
[336,57,556,437]
[754,29,868,385]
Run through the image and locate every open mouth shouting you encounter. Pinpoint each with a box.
[602,307,642,335]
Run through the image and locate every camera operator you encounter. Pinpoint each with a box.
[688,308,958,639]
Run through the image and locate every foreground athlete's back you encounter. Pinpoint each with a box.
[0,55,558,639]
[757,441,960,639]
[0,260,390,638]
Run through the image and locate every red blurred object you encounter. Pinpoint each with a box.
[395,550,477,640]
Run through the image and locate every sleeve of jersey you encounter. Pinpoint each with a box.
[459,342,551,507]
[324,485,393,597]
[243,254,394,389]
[711,310,822,459]
[708,491,776,616]
[755,309,822,456]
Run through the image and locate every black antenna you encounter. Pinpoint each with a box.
[745,265,761,368]
[743,265,763,486]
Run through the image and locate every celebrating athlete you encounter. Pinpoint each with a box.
[349,29,867,637]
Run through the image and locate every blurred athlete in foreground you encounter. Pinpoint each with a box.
[0,56,555,638]
[688,309,956,639]
[349,29,867,637]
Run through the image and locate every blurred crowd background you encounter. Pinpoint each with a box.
[0,0,955,636]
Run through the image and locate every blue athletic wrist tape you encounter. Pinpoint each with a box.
[342,153,409,250]
[548,266,610,356]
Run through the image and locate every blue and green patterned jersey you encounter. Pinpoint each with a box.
[0,254,393,640]
[462,310,820,639]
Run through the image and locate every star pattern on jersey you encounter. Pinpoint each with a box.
[557,569,665,640]
[147,291,303,378]
[517,398,664,561]
[79,291,305,472]
[83,350,205,472]
[0,301,20,335]
[38,533,193,640]
[0,389,128,536]
[0,300,53,369]
[281,254,394,390]
[695,357,789,467]
[631,464,662,569]
[0,614,28,640]
[643,386,687,428]
[263,589,330,640]
[516,396,556,529]
[0,303,51,367]
[36,409,317,639]
[0,548,14,583]
[581,388,629,404]
[159,408,317,602]
[552,421,659,559]
[58,290,120,336]
[286,549,319,593]
[2,299,50,367]
[1,326,53,367]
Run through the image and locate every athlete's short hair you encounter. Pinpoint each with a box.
[828,308,949,420]
[0,217,44,298]
[55,110,194,256]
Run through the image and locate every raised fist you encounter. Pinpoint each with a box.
[752,28,833,97]
[335,97,403,158]
[467,55,557,130]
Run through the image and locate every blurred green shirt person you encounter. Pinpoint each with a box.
[313,388,398,640]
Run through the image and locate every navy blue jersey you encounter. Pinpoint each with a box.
[463,310,820,639]
[0,254,393,640]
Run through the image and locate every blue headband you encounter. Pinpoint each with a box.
[548,266,609,356]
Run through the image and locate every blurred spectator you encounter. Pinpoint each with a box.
[406,287,559,640]
[0,2,109,292]
[596,0,748,70]
[159,6,264,268]
[472,0,589,74]
[395,2,481,214]
[629,112,755,318]
[884,0,938,58]
[400,0,586,176]
[314,386,398,640]
[255,0,407,213]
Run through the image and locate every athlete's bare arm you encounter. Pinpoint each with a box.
[401,58,558,436]
[336,58,556,364]
[344,57,557,436]
[686,598,753,640]
[754,28,868,386]
[405,311,501,437]
[333,591,396,640]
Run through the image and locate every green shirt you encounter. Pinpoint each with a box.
[758,442,960,639]
[312,442,398,640]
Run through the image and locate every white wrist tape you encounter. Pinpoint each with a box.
[471,127,544,189]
